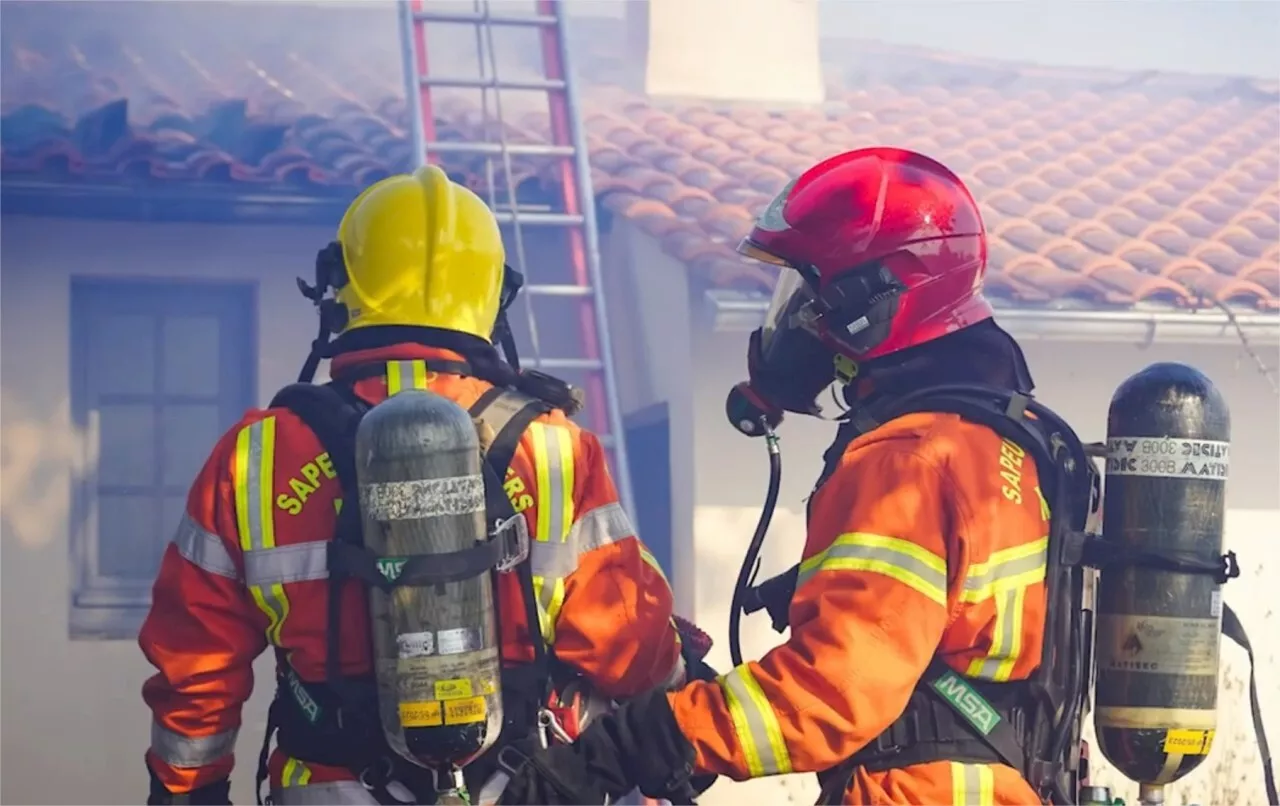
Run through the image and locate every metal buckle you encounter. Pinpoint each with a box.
[493,515,530,572]
[496,744,529,777]
[536,707,574,749]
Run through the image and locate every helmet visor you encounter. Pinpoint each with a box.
[761,268,813,356]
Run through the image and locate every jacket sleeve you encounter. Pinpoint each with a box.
[139,424,269,793]
[667,444,962,780]
[523,420,682,699]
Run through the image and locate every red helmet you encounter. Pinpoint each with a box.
[738,147,992,364]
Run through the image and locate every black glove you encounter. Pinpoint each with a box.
[497,688,698,805]
[146,759,231,805]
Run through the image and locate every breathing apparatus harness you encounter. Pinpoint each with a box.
[728,378,1275,805]
[250,244,588,805]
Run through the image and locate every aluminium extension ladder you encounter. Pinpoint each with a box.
[396,0,636,517]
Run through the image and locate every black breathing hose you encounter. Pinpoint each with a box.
[729,419,783,669]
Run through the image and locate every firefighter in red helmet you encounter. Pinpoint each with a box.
[494,147,1098,805]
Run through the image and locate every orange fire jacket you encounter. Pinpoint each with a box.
[669,410,1050,805]
[139,344,682,795]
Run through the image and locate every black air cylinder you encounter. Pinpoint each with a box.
[1094,362,1230,786]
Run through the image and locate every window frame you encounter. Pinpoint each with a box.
[68,276,258,640]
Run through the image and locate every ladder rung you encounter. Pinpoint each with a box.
[419,76,566,92]
[424,141,575,158]
[491,211,585,226]
[523,285,593,298]
[414,10,556,27]
[525,358,604,372]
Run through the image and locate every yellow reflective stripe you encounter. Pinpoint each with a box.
[385,360,430,395]
[233,417,290,644]
[1034,484,1051,520]
[797,532,947,607]
[719,666,793,777]
[281,757,313,788]
[638,544,670,585]
[528,422,576,644]
[951,762,995,806]
[962,537,1048,681]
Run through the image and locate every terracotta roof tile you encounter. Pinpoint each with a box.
[2,7,1278,311]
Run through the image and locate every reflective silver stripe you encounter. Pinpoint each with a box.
[962,540,1047,596]
[150,721,238,769]
[971,590,1018,680]
[529,541,578,578]
[173,513,239,580]
[952,761,995,805]
[543,425,570,543]
[528,503,636,578]
[273,780,379,805]
[795,533,948,606]
[720,666,793,776]
[244,542,329,586]
[569,502,634,552]
[241,420,270,551]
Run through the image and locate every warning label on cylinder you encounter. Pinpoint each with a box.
[1163,728,1215,755]
[444,696,487,725]
[1105,437,1229,481]
[400,700,443,728]
[1096,614,1219,676]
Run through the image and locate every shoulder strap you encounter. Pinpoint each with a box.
[469,386,556,689]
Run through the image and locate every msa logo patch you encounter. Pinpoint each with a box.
[931,669,1001,735]
[377,557,408,582]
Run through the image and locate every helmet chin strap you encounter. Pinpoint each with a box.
[295,242,350,384]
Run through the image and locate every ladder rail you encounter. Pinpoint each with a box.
[397,0,636,518]
[397,0,431,168]
[539,0,636,517]
[473,0,545,371]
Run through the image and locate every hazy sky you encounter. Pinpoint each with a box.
[822,0,1280,78]
[574,0,1280,78]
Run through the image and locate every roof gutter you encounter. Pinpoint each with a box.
[706,291,1280,347]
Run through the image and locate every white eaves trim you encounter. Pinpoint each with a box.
[705,290,1280,347]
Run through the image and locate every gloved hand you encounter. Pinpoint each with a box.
[146,760,231,805]
[496,688,698,805]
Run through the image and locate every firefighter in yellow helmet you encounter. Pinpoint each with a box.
[139,166,693,805]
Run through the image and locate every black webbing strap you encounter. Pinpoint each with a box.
[467,387,555,684]
[1222,603,1279,806]
[256,381,371,806]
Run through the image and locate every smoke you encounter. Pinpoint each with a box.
[1,0,575,122]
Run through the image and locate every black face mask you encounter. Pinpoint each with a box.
[744,325,836,417]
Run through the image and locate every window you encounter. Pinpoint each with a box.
[69,278,256,639]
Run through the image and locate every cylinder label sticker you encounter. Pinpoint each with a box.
[360,475,485,520]
[1105,438,1229,481]
[437,627,484,656]
[444,696,487,725]
[397,631,435,659]
[1096,614,1219,676]
[400,700,444,728]
[434,678,474,701]
[1163,728,1215,755]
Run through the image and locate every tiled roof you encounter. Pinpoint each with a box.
[2,3,1278,310]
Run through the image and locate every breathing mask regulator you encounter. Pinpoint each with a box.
[724,259,907,666]
[296,241,585,415]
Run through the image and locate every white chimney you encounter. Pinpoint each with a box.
[630,0,825,106]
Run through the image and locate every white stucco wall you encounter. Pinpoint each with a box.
[0,216,332,805]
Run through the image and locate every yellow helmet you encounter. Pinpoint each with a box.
[334,165,506,341]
